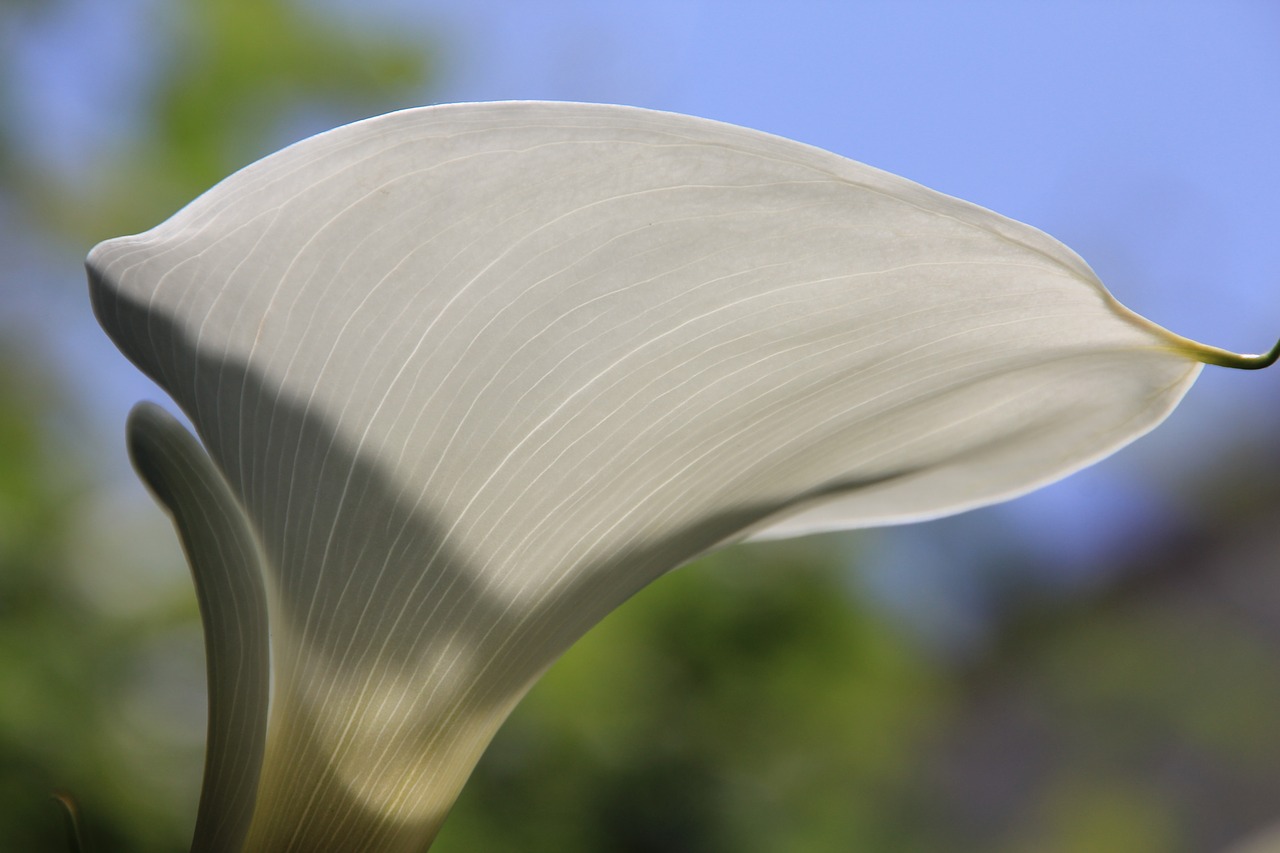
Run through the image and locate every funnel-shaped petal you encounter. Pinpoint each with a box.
[87,102,1258,852]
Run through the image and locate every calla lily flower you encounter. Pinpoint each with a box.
[86,101,1276,852]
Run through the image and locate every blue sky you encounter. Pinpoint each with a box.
[7,0,1280,650]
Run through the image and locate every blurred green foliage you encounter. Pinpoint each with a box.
[0,348,197,851]
[437,540,950,853]
[3,2,1280,852]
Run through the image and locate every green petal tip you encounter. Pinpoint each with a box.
[1198,336,1280,370]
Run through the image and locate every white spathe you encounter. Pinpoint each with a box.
[86,101,1274,853]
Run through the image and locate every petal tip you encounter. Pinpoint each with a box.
[1194,335,1280,371]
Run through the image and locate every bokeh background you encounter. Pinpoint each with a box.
[3,1,1280,851]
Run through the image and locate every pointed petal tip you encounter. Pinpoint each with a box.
[1194,335,1280,371]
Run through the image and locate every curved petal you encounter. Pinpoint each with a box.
[127,402,269,853]
[86,102,1257,851]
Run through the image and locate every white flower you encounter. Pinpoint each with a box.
[87,102,1277,853]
